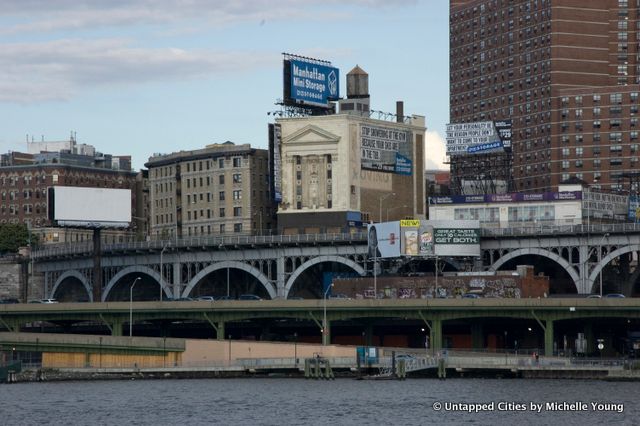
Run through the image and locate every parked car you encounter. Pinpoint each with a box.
[238,294,262,301]
[0,298,19,304]
[197,296,216,301]
[587,294,602,298]
[462,293,481,299]
[40,299,59,304]
[605,293,626,298]
[217,295,235,301]
[288,296,304,300]
[174,297,194,301]
[328,293,350,300]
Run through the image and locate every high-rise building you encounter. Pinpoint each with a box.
[450,0,640,194]
[145,142,273,238]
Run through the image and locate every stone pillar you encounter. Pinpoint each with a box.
[172,262,181,299]
[471,323,484,350]
[92,229,102,303]
[544,319,554,357]
[364,323,374,347]
[584,322,595,354]
[277,256,286,298]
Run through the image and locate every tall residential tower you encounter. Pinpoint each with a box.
[450,0,640,193]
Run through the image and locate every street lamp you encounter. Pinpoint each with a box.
[378,192,396,223]
[386,204,408,222]
[322,283,334,346]
[599,233,610,297]
[159,241,170,301]
[129,276,142,338]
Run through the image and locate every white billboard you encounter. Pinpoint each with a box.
[49,186,131,228]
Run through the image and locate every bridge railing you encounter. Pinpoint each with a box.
[32,232,369,259]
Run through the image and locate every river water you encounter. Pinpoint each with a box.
[1,378,634,425]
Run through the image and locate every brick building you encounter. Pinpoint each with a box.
[450,0,640,193]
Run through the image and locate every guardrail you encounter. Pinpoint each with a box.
[31,223,640,259]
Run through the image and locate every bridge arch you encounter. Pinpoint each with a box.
[182,261,276,300]
[589,244,640,294]
[51,270,92,301]
[284,255,365,298]
[489,247,580,292]
[102,265,168,302]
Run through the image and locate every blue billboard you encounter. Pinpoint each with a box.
[288,59,339,108]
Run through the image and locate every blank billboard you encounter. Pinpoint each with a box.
[48,186,131,228]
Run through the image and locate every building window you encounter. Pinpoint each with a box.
[233,173,242,184]
[233,207,242,217]
[219,208,225,217]
[220,224,225,233]
[219,191,225,201]
[218,158,225,168]
[219,175,225,185]
[233,223,242,233]
[233,157,242,167]
[233,190,241,200]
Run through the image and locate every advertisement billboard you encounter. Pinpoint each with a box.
[367,220,480,258]
[429,191,582,205]
[268,123,283,203]
[629,195,640,222]
[445,121,512,156]
[361,124,413,175]
[48,186,131,228]
[283,58,339,108]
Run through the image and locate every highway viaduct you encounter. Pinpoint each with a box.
[2,298,640,357]
[31,223,640,302]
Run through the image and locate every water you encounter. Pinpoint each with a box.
[1,378,634,425]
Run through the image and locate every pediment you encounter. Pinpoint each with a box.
[283,125,340,146]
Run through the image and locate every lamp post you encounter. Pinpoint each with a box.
[159,241,170,301]
[378,192,396,223]
[129,276,141,338]
[386,204,408,222]
[599,233,610,297]
[293,332,298,367]
[322,283,334,346]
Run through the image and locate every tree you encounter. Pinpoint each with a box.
[0,224,31,254]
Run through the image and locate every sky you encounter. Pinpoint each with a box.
[0,0,449,171]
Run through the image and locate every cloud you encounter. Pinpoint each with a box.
[0,0,416,34]
[0,38,274,102]
[424,131,448,170]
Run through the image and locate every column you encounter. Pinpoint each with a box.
[544,319,554,357]
[364,324,374,347]
[110,319,123,336]
[322,320,332,346]
[216,321,226,341]
[584,322,595,354]
[430,318,443,354]
[471,323,484,350]
[172,262,181,299]
[277,255,286,298]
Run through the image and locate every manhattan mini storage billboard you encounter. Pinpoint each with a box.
[367,220,480,258]
[283,57,339,108]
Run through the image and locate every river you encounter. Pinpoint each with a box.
[1,378,634,425]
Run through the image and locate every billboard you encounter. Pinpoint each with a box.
[48,186,131,228]
[268,123,283,203]
[283,58,339,108]
[367,220,480,258]
[446,120,512,156]
[429,191,582,205]
[629,195,640,222]
[361,124,413,175]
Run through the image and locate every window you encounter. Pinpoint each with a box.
[218,158,225,168]
[233,190,241,200]
[219,208,225,217]
[219,175,225,185]
[219,224,225,233]
[219,191,225,201]
[233,157,242,167]
[233,207,242,217]
[233,173,242,183]
[233,223,242,233]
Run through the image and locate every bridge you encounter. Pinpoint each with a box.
[30,223,640,301]
[2,298,640,356]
